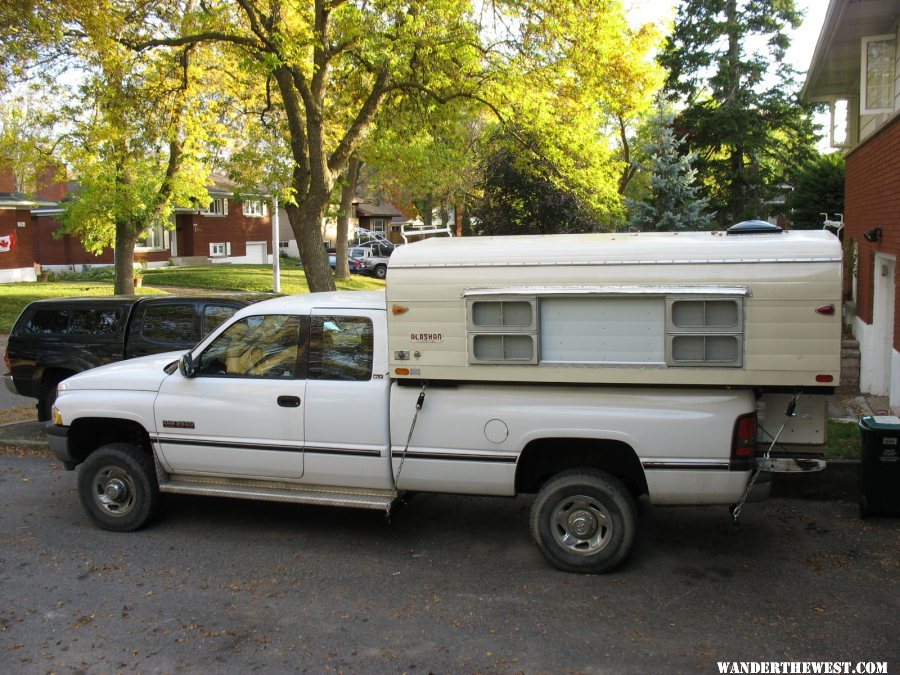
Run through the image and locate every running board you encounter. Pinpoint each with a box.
[159,475,395,511]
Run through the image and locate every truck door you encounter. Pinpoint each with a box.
[154,313,308,479]
[301,311,393,489]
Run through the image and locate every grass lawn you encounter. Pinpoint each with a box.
[826,419,861,460]
[0,265,383,333]
[142,264,384,294]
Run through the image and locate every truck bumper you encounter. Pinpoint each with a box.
[44,422,77,470]
[2,373,18,395]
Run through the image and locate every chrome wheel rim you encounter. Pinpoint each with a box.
[91,466,137,517]
[550,495,611,556]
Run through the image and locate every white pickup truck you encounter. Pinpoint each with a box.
[45,229,839,573]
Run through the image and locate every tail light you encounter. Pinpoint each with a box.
[731,412,757,470]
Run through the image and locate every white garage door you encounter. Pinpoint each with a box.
[246,241,268,264]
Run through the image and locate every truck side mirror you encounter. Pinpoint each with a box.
[179,353,196,378]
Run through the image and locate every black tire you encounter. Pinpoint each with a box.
[77,443,160,532]
[530,469,637,574]
[37,376,65,422]
[374,264,387,279]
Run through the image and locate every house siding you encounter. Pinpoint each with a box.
[30,214,171,268]
[176,200,272,260]
[846,113,900,338]
[0,208,37,281]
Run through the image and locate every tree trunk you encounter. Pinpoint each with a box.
[293,189,336,293]
[421,193,433,227]
[114,223,137,295]
[335,156,361,280]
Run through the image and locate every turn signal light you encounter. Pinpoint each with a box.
[395,368,410,376]
[392,305,409,315]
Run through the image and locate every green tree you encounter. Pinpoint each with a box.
[1,0,220,293]
[627,101,714,231]
[784,153,844,229]
[659,0,818,228]
[0,89,59,194]
[470,130,604,235]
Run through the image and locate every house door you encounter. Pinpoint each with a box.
[871,253,896,397]
[246,241,268,263]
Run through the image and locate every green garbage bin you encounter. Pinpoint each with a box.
[857,415,900,518]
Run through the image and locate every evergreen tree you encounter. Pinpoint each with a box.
[659,0,818,228]
[627,103,714,231]
[784,153,845,229]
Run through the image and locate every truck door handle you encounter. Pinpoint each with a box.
[277,396,301,408]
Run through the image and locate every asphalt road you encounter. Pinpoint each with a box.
[0,448,897,674]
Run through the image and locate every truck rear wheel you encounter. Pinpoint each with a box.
[530,469,637,574]
[78,443,160,532]
[374,264,387,279]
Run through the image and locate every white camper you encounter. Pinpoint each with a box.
[386,228,842,389]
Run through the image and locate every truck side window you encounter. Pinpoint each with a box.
[308,316,373,381]
[142,304,196,343]
[25,309,71,334]
[203,305,238,337]
[70,309,122,336]
[195,314,307,379]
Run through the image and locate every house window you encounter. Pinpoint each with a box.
[201,197,228,216]
[373,218,385,232]
[861,35,896,114]
[136,223,166,251]
[242,200,267,217]
[210,242,231,257]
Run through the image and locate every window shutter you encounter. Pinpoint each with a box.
[223,198,229,216]
[226,242,232,256]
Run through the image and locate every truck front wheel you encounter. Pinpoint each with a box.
[78,443,160,532]
[530,469,637,574]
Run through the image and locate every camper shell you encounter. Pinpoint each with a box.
[385,229,842,391]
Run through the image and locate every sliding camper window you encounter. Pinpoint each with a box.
[666,298,743,367]
[466,298,537,364]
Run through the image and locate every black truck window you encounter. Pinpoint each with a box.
[142,304,196,343]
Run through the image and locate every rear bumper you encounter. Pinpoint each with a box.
[2,373,18,395]
[44,422,77,470]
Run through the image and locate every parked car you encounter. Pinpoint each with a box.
[2,294,270,420]
[327,250,366,273]
[348,246,392,279]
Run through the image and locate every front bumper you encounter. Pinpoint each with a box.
[44,422,77,470]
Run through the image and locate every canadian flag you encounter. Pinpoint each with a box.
[0,233,14,253]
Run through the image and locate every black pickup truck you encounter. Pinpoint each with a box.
[2,294,268,420]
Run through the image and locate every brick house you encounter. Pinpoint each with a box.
[0,172,275,282]
[803,0,900,409]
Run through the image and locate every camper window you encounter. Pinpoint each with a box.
[666,297,743,367]
[468,299,536,330]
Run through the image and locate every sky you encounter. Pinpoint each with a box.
[626,0,829,76]
[625,0,832,147]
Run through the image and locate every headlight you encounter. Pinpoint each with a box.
[52,407,63,426]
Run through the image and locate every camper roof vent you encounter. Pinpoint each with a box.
[726,220,784,235]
